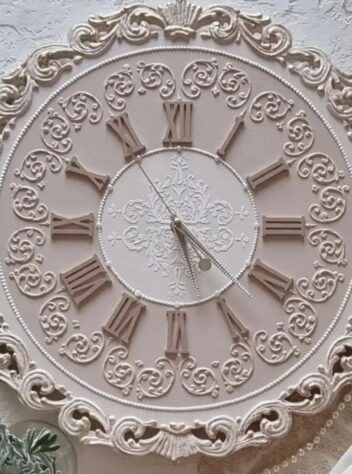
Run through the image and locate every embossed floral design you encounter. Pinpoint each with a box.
[58,91,103,130]
[107,153,250,298]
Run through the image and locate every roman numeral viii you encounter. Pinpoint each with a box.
[249,259,293,301]
[217,298,249,343]
[263,216,305,238]
[165,310,189,356]
[61,254,111,306]
[163,101,193,146]
[51,212,94,238]
[103,293,145,346]
[107,113,146,160]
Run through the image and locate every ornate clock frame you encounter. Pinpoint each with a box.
[0,0,352,461]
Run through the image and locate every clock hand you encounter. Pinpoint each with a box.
[173,219,253,299]
[171,223,201,300]
[136,159,176,219]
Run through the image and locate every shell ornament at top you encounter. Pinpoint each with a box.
[1,0,352,462]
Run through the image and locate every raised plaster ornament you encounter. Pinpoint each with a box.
[0,0,352,462]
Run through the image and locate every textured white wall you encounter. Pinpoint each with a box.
[0,1,351,473]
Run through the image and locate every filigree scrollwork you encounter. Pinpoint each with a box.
[41,108,72,153]
[218,62,251,109]
[58,92,103,130]
[9,264,57,298]
[180,357,220,398]
[103,346,136,396]
[59,331,105,364]
[296,264,345,303]
[11,184,49,223]
[181,58,218,99]
[326,68,352,140]
[14,149,63,190]
[308,228,347,266]
[284,296,317,343]
[137,61,176,98]
[309,185,349,224]
[297,152,345,185]
[283,111,315,158]
[39,295,70,344]
[249,91,294,123]
[136,358,175,400]
[104,65,135,111]
[254,323,300,365]
[221,343,253,392]
[5,227,45,265]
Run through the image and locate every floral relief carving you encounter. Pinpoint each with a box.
[103,345,175,400]
[283,111,315,158]
[58,91,103,130]
[308,228,347,267]
[104,65,135,111]
[309,185,349,224]
[137,61,176,98]
[106,153,249,299]
[5,227,45,266]
[249,91,294,124]
[254,323,300,365]
[14,149,63,190]
[181,58,218,99]
[9,264,57,298]
[218,62,251,109]
[41,108,72,153]
[59,331,105,364]
[296,264,345,303]
[283,296,317,344]
[11,184,49,223]
[39,295,70,344]
[297,152,345,186]
[180,356,220,398]
[221,342,253,392]
[180,59,251,109]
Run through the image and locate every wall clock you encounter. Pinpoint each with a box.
[0,0,352,461]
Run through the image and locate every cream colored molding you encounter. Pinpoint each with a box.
[0,0,351,151]
[1,0,352,461]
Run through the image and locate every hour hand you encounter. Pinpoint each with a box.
[171,222,201,300]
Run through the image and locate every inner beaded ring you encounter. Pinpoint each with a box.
[97,146,259,307]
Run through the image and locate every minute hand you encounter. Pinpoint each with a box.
[174,220,252,298]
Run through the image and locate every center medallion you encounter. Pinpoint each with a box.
[98,147,258,306]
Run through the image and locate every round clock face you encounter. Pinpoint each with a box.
[0,46,351,409]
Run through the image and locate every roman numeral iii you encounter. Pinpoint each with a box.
[107,112,146,160]
[165,310,189,356]
[163,101,193,146]
[247,157,289,191]
[66,157,110,192]
[51,212,94,238]
[217,298,249,342]
[249,259,293,301]
[263,216,305,238]
[61,254,111,306]
[103,293,145,346]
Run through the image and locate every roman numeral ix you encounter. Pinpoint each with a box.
[103,293,145,346]
[51,212,95,238]
[61,254,111,306]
